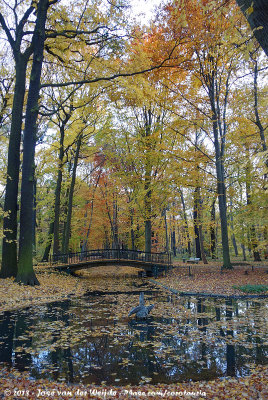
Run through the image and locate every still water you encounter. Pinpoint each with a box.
[0,280,267,385]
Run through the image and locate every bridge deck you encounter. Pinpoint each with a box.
[50,249,172,277]
[52,258,171,272]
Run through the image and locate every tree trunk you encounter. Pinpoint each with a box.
[236,0,268,57]
[231,232,239,257]
[112,196,119,249]
[100,184,117,250]
[61,185,70,253]
[62,134,82,255]
[210,199,216,259]
[214,138,232,268]
[103,226,110,249]
[264,226,268,259]
[194,186,207,263]
[81,173,101,254]
[193,187,201,259]
[210,90,232,269]
[253,60,267,155]
[33,177,37,257]
[179,189,191,255]
[229,199,239,257]
[144,109,152,255]
[171,211,176,257]
[1,57,28,278]
[16,0,50,285]
[245,153,261,261]
[42,221,54,262]
[252,58,268,181]
[0,5,35,278]
[80,206,92,254]
[163,208,169,253]
[250,227,261,261]
[130,207,136,251]
[144,198,152,254]
[199,224,208,264]
[53,124,66,256]
[241,243,247,261]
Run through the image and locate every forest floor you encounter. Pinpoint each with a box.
[157,263,268,296]
[0,263,267,399]
[0,270,87,313]
[0,364,267,400]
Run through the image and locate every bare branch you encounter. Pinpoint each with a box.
[41,43,179,88]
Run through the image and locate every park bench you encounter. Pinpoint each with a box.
[186,257,200,264]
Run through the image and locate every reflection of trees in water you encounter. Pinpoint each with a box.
[14,314,33,371]
[0,310,32,371]
[252,302,266,364]
[62,301,74,383]
[225,299,236,377]
[129,318,155,342]
[0,311,15,364]
[68,318,166,385]
[0,296,267,385]
[241,301,267,366]
[44,301,75,383]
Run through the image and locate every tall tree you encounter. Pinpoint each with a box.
[16,0,52,285]
[52,104,73,256]
[0,4,35,277]
[158,0,243,268]
[1,0,176,283]
[245,147,262,261]
[62,133,82,255]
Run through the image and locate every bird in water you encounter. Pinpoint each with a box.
[128,292,154,319]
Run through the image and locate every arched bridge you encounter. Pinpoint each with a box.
[49,249,173,277]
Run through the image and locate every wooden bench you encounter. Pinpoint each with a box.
[186,257,200,264]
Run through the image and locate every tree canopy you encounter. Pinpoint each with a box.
[0,0,267,284]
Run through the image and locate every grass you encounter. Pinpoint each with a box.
[232,284,268,293]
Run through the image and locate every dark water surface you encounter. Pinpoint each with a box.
[0,280,267,386]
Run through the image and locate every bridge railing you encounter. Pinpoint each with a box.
[49,248,172,266]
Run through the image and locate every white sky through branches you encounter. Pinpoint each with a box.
[129,0,163,23]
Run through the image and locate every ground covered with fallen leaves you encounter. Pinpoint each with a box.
[158,264,268,296]
[0,365,267,399]
[0,271,87,313]
[0,263,267,399]
[0,266,141,313]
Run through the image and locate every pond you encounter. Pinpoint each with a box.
[0,279,267,386]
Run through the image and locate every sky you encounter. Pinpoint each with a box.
[129,0,163,23]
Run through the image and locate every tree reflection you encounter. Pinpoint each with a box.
[0,294,267,385]
[225,299,236,377]
[0,312,15,364]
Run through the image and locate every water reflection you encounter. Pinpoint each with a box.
[0,288,267,386]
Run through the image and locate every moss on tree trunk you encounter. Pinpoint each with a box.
[16,0,49,286]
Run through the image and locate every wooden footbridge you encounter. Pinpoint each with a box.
[49,249,173,277]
